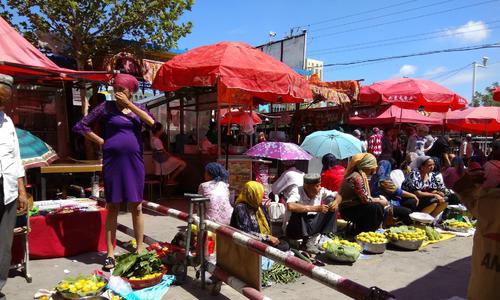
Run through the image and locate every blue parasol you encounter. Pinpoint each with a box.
[300,129,362,159]
[15,128,58,169]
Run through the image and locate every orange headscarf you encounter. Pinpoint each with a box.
[345,153,378,194]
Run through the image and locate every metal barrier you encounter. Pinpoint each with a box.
[116,223,269,300]
[141,200,395,300]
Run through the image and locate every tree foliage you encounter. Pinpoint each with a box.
[471,82,500,107]
[1,0,193,68]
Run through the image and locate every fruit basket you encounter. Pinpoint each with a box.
[355,232,388,254]
[442,219,472,233]
[55,274,107,299]
[385,226,426,251]
[112,251,165,290]
[123,266,168,290]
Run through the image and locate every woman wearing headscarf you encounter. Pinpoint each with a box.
[198,162,233,225]
[230,181,289,251]
[401,156,449,217]
[320,153,345,192]
[339,153,389,232]
[370,160,419,225]
[73,74,155,270]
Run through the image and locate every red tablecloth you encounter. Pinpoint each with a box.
[27,209,108,259]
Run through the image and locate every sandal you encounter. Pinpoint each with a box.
[102,257,115,271]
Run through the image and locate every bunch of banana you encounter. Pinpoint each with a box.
[356,232,387,244]
[424,226,442,241]
[443,219,472,229]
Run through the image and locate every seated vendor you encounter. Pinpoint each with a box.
[271,160,304,201]
[285,174,340,254]
[230,181,289,251]
[151,122,186,184]
[402,156,449,217]
[339,153,388,233]
[369,160,419,226]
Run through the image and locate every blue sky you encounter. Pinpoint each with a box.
[177,0,500,101]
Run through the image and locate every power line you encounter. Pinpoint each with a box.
[302,0,415,27]
[435,65,471,83]
[309,20,500,54]
[309,0,499,40]
[310,24,500,55]
[423,64,470,80]
[322,42,500,67]
[311,0,456,33]
[437,61,500,83]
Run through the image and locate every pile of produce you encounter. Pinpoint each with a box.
[322,238,361,263]
[356,232,388,244]
[442,219,472,231]
[55,274,107,298]
[385,226,426,241]
[113,252,164,282]
[262,263,301,285]
[424,226,442,241]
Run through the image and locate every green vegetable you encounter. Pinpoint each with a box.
[425,226,442,241]
[290,248,311,263]
[262,263,301,285]
[113,251,162,278]
[113,253,138,276]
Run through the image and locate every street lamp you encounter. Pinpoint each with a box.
[472,56,488,101]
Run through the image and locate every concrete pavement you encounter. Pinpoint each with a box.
[3,209,472,300]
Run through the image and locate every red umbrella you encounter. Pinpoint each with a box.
[445,106,500,134]
[349,105,443,126]
[220,110,262,125]
[152,42,312,104]
[359,78,467,112]
[493,87,500,102]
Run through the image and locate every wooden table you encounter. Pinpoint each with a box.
[39,160,102,200]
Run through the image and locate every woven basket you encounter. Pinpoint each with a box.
[123,266,168,290]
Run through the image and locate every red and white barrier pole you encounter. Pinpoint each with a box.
[141,201,394,300]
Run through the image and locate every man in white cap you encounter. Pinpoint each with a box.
[0,74,27,300]
[285,173,340,254]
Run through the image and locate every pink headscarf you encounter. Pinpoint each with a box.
[112,74,139,93]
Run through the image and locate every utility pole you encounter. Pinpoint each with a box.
[471,57,488,102]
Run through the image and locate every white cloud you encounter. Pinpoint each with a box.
[396,64,417,77]
[423,66,447,78]
[444,21,490,43]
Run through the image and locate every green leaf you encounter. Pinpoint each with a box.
[112,253,138,276]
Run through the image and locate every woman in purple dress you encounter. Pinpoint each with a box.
[73,74,154,270]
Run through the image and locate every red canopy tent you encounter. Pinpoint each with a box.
[359,78,467,112]
[152,41,312,104]
[349,105,443,126]
[0,16,111,81]
[445,106,500,134]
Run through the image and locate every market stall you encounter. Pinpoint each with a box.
[150,41,312,193]
[12,199,107,259]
